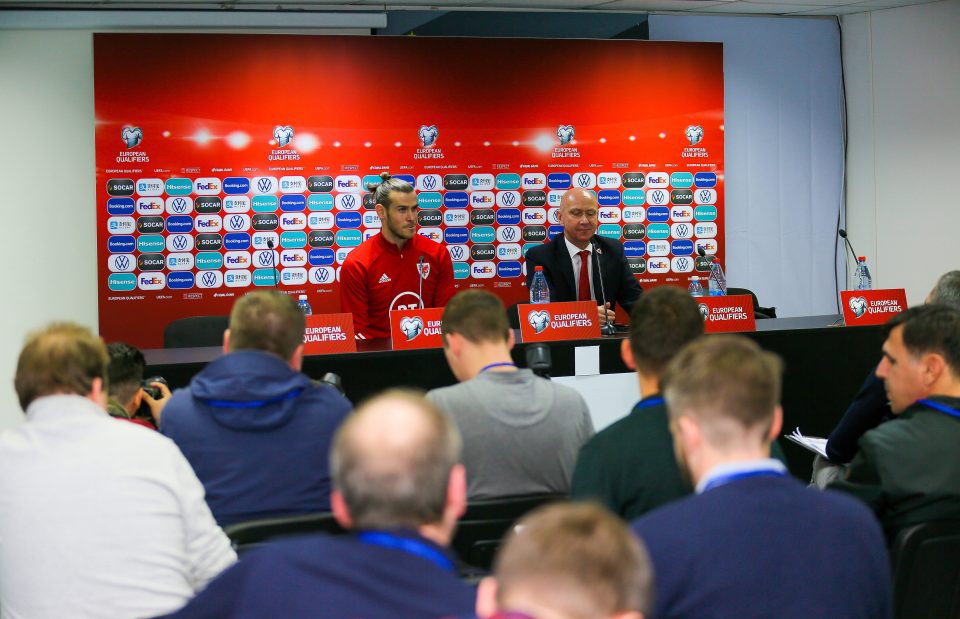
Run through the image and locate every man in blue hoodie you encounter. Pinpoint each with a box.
[160,291,352,526]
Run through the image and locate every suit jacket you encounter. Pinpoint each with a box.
[524,235,642,314]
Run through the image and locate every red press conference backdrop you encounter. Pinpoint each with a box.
[95,34,724,348]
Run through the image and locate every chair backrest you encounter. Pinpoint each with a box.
[726,287,776,319]
[163,315,230,348]
[452,494,566,571]
[224,512,347,556]
[890,520,960,619]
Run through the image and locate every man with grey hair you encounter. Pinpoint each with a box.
[340,173,455,339]
[825,269,960,465]
[163,389,475,619]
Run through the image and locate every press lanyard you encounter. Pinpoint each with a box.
[635,396,665,411]
[479,362,517,374]
[700,469,787,493]
[918,399,960,419]
[357,532,455,573]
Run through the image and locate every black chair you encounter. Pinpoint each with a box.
[890,520,960,619]
[224,512,347,556]
[726,287,777,319]
[162,315,230,348]
[452,494,566,571]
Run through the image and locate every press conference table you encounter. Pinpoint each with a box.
[145,315,884,481]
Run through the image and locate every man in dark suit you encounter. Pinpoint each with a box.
[525,188,642,323]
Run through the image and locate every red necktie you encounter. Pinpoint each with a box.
[578,250,591,301]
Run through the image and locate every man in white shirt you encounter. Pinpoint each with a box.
[0,322,236,619]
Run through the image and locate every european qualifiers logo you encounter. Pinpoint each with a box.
[416,125,444,160]
[117,126,149,163]
[554,124,580,158]
[683,125,709,159]
[270,125,300,160]
[400,316,425,341]
[848,296,903,319]
[849,297,867,318]
[528,310,551,334]
[699,303,710,321]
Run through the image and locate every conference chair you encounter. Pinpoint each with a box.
[890,520,960,619]
[223,512,346,556]
[162,315,230,348]
[453,493,567,572]
[726,287,777,319]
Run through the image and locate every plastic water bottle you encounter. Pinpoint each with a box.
[530,266,551,304]
[297,294,313,315]
[855,257,873,291]
[687,276,705,297]
[708,260,728,296]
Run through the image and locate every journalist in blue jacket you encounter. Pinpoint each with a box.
[525,188,642,324]
[632,336,891,619]
[159,290,352,526]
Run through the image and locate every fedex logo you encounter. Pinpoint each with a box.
[282,251,307,265]
[471,192,495,206]
[281,214,307,230]
[418,228,442,243]
[335,176,361,190]
[671,207,693,222]
[195,215,223,231]
[647,258,670,274]
[598,207,621,222]
[224,252,251,268]
[193,177,222,195]
[138,274,165,290]
[471,262,496,279]
[522,208,547,224]
[521,173,546,189]
[136,197,163,215]
[695,239,718,255]
[645,173,669,189]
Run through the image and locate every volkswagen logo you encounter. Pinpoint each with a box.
[577,174,592,188]
[258,253,274,267]
[501,192,516,206]
[172,235,188,251]
[450,246,465,260]
[230,215,245,229]
[171,198,187,213]
[422,176,437,190]
[314,269,330,283]
[115,256,130,270]
[501,227,517,241]
[257,178,273,193]
[202,272,218,287]
[341,195,356,209]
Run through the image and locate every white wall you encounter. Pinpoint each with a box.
[650,14,846,317]
[0,31,99,430]
[842,0,960,304]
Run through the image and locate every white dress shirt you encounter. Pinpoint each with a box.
[563,236,595,301]
[0,395,236,619]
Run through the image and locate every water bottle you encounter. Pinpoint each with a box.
[530,266,551,304]
[687,276,705,297]
[297,294,313,315]
[708,260,727,296]
[855,257,873,291]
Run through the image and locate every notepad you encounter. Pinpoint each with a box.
[785,427,829,459]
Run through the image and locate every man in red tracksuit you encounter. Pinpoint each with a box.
[340,174,455,339]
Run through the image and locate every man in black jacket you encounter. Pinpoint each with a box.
[525,188,642,323]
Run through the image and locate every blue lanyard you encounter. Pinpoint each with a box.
[701,469,787,493]
[918,399,960,419]
[479,362,517,374]
[203,388,303,409]
[357,532,455,573]
[635,396,665,410]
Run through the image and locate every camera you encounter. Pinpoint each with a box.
[141,376,168,400]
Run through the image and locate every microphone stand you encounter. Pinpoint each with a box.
[267,238,280,288]
[591,239,617,336]
[417,256,426,309]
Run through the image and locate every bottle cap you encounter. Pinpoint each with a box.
[535,266,543,271]
[298,294,308,300]
[858,256,866,262]
[691,276,699,280]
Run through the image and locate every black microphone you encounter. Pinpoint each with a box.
[266,238,279,288]
[591,238,616,336]
[697,245,715,262]
[838,229,860,264]
[417,256,426,309]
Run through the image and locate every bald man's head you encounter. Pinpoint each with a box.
[559,188,599,249]
[330,389,462,530]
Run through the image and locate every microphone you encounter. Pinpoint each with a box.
[838,229,860,264]
[417,256,426,309]
[591,238,616,336]
[266,238,279,288]
[697,245,714,262]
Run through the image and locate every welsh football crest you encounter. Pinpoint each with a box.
[121,126,143,149]
[685,125,704,146]
[417,261,431,280]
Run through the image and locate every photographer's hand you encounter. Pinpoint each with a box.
[142,381,172,425]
